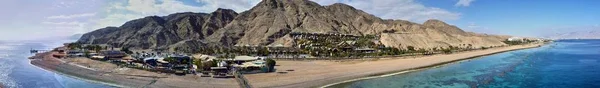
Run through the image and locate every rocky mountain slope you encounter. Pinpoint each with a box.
[78,0,509,53]
[206,0,508,49]
[78,8,238,50]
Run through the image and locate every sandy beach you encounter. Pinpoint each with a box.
[27,43,543,88]
[244,43,545,88]
[29,50,239,88]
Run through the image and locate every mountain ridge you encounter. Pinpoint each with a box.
[78,0,510,53]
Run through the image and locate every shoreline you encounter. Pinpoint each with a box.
[27,56,125,88]
[29,52,142,87]
[244,43,546,88]
[321,43,545,87]
[26,43,545,88]
[29,50,239,88]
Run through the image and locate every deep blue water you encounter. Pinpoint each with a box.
[0,40,109,88]
[330,40,600,88]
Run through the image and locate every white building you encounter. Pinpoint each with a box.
[507,37,524,41]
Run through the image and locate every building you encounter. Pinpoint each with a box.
[507,37,524,42]
[101,50,126,60]
[67,50,84,57]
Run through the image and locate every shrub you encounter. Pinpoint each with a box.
[193,59,203,70]
[164,57,176,63]
[442,49,452,54]
[67,43,82,49]
[265,58,276,72]
[407,46,415,51]
[121,47,133,54]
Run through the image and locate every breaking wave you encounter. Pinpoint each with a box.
[0,45,18,88]
[0,42,23,88]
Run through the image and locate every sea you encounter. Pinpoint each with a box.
[0,40,109,88]
[329,39,600,88]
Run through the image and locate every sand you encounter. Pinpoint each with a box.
[30,51,239,88]
[29,43,543,88]
[244,43,545,88]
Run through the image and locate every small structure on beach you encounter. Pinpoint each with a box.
[166,56,193,74]
[224,56,269,73]
[224,56,261,64]
[508,37,524,42]
[67,50,84,57]
[101,50,126,59]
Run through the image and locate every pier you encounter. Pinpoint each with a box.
[30,49,49,54]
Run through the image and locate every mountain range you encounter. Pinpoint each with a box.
[78,0,510,53]
[544,30,600,39]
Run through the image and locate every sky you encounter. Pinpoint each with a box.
[0,0,599,40]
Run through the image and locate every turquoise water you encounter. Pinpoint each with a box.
[0,40,109,88]
[330,40,600,88]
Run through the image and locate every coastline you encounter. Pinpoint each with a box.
[27,53,125,88]
[29,52,148,87]
[29,50,239,88]
[321,43,545,87]
[26,43,544,88]
[244,43,545,88]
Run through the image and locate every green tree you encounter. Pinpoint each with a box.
[259,47,270,56]
[121,47,133,54]
[202,60,217,70]
[193,59,203,70]
[442,48,452,54]
[481,46,488,50]
[265,58,277,72]
[406,46,415,51]
[67,43,82,49]
[417,48,427,53]
[84,51,91,57]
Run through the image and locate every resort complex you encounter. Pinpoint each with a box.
[25,31,547,88]
[15,0,567,88]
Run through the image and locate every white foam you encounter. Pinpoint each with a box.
[0,45,15,51]
[0,58,18,88]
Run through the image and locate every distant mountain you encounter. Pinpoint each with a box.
[69,34,83,40]
[78,0,510,53]
[545,30,600,39]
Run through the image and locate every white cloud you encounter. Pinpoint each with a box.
[312,0,461,23]
[467,22,480,28]
[455,0,475,7]
[121,0,203,16]
[195,0,260,12]
[91,13,143,29]
[47,13,96,19]
[91,0,260,30]
[92,0,199,30]
[461,22,498,34]
[41,21,87,33]
[42,21,84,25]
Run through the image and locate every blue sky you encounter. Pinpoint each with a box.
[1,0,599,40]
[419,0,600,37]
